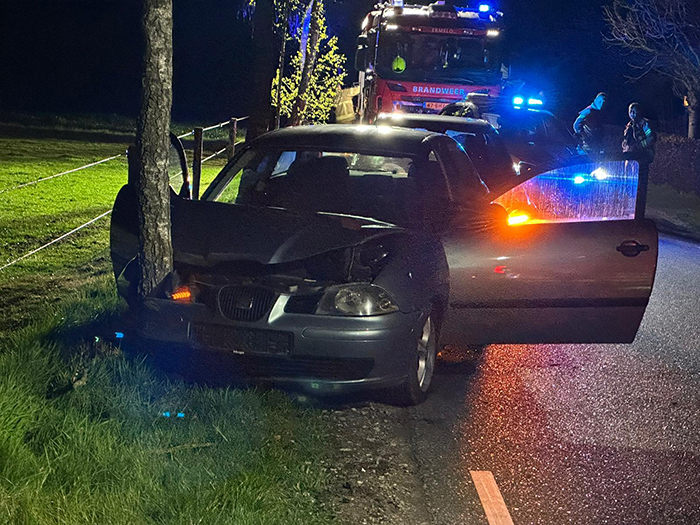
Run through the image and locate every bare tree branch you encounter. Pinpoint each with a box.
[605,0,700,137]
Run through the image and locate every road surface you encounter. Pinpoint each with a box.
[406,235,700,524]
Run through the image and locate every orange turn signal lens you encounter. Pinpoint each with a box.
[507,213,530,226]
[171,287,192,302]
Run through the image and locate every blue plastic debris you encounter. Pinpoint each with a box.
[161,411,185,419]
[115,332,124,339]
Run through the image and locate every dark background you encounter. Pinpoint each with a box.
[0,0,686,129]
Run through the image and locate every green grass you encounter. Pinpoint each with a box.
[0,111,245,142]
[0,281,333,524]
[0,116,333,524]
[647,183,700,238]
[0,131,227,334]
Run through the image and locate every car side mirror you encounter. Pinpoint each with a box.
[169,133,192,199]
[447,202,506,232]
[355,35,368,72]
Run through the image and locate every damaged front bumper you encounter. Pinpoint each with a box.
[137,296,423,394]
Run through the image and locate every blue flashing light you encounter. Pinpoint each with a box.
[574,176,586,184]
[479,4,491,12]
[528,98,544,106]
[115,331,124,339]
[176,412,185,418]
[392,0,404,6]
[162,411,171,417]
[512,96,525,106]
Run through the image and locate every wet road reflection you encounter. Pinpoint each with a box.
[412,237,700,524]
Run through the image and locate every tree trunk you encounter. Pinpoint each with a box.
[274,0,290,129]
[689,105,700,140]
[134,0,173,301]
[247,0,277,141]
[290,0,321,126]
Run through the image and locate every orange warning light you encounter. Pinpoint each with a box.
[171,287,192,302]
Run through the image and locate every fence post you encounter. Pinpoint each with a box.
[193,127,203,200]
[227,118,238,160]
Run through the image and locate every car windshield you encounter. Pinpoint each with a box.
[204,147,450,227]
[377,32,501,83]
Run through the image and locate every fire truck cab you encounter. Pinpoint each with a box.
[355,0,505,122]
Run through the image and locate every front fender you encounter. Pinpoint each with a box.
[372,232,448,315]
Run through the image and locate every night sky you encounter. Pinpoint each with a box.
[0,0,683,127]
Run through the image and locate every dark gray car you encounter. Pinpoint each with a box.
[110,125,658,405]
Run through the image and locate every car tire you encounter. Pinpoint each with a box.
[393,313,437,406]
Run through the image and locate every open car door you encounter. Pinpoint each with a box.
[441,159,658,345]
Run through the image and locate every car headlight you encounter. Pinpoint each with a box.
[316,284,399,317]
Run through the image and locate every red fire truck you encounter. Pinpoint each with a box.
[354,0,506,122]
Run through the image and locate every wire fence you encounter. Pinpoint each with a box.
[0,121,242,197]
[0,154,125,195]
[0,118,247,273]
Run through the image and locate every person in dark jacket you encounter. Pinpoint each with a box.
[622,102,656,221]
[622,102,656,163]
[573,92,608,155]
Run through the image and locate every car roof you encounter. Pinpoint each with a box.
[377,113,496,134]
[444,100,556,118]
[250,124,441,157]
[496,106,556,118]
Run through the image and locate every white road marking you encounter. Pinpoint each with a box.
[470,471,515,525]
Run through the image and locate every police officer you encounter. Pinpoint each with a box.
[574,92,608,156]
[622,102,656,163]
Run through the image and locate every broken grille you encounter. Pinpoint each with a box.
[217,285,275,322]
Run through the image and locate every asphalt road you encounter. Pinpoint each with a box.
[408,235,700,524]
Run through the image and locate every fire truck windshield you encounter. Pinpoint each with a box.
[377,32,500,83]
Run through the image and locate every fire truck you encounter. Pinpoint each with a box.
[354,0,506,122]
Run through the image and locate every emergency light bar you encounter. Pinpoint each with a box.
[513,95,544,108]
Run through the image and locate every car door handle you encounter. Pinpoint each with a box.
[617,240,650,257]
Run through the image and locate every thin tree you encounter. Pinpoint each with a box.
[290,0,322,125]
[604,0,700,139]
[247,0,277,140]
[131,0,174,300]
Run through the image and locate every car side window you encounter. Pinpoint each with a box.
[493,161,640,226]
[434,138,488,201]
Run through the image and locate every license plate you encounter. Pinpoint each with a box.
[189,323,292,355]
[425,102,449,111]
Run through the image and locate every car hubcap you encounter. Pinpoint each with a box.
[416,316,435,392]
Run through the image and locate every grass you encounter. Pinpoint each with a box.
[0,115,333,524]
[0,111,243,142]
[0,128,228,334]
[0,281,333,524]
[647,183,700,238]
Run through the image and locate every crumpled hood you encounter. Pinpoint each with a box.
[171,198,401,266]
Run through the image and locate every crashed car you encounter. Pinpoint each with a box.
[110,125,658,405]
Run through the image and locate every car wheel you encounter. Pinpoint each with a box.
[394,313,437,406]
